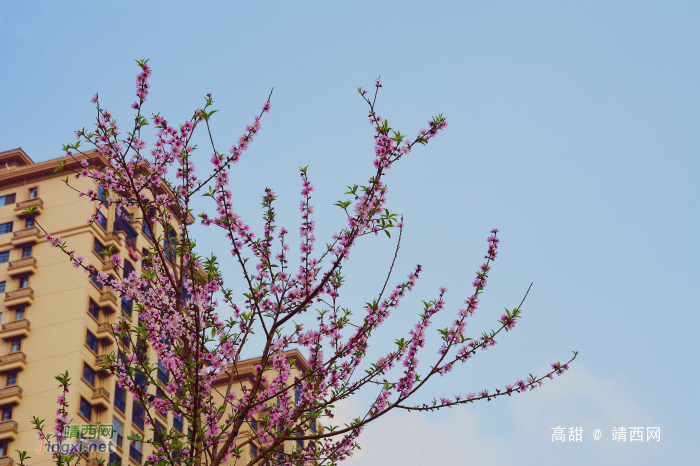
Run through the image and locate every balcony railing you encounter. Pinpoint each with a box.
[12,227,40,238]
[104,231,122,242]
[93,387,111,399]
[95,354,109,364]
[15,198,43,209]
[101,291,117,303]
[0,456,15,466]
[120,212,134,223]
[0,420,18,432]
[8,257,36,268]
[2,320,30,331]
[4,288,33,299]
[0,352,26,364]
[0,386,22,397]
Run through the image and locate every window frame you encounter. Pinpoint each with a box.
[0,194,15,206]
[82,362,96,387]
[132,404,145,431]
[88,299,100,321]
[129,437,143,464]
[10,338,21,353]
[86,329,99,354]
[18,276,29,289]
[114,382,127,413]
[0,222,13,235]
[173,414,183,433]
[79,397,92,421]
[112,416,124,448]
[108,451,121,466]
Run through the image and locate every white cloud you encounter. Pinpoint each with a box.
[326,365,695,465]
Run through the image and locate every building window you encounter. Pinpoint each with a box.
[296,438,304,449]
[6,372,17,386]
[0,222,13,235]
[154,420,166,446]
[277,446,284,461]
[129,438,142,464]
[10,339,20,353]
[1,406,12,421]
[18,276,28,288]
[82,363,96,386]
[163,226,177,262]
[121,297,132,317]
[22,245,32,258]
[91,272,103,290]
[251,419,258,431]
[134,373,147,389]
[0,252,8,263]
[0,282,5,293]
[15,307,25,320]
[28,187,38,199]
[88,300,100,320]
[108,452,121,466]
[132,404,145,430]
[157,360,169,384]
[141,248,151,267]
[98,185,108,208]
[25,217,34,228]
[310,417,316,433]
[86,330,99,353]
[0,441,7,457]
[114,383,126,413]
[94,238,107,257]
[79,397,92,421]
[173,414,183,433]
[135,339,147,362]
[97,209,108,230]
[142,210,154,243]
[112,417,124,448]
[123,261,135,280]
[0,194,15,206]
[250,443,258,459]
[155,388,168,417]
[294,378,301,405]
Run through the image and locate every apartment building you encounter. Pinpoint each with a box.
[0,148,317,466]
[0,147,188,466]
[210,349,317,465]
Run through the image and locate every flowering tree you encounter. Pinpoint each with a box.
[22,60,576,466]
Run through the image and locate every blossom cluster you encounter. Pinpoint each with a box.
[27,63,575,466]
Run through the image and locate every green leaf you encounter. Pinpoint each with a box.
[54,159,66,173]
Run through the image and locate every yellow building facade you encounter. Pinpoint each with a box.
[0,148,316,466]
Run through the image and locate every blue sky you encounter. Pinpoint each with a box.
[1,1,698,465]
